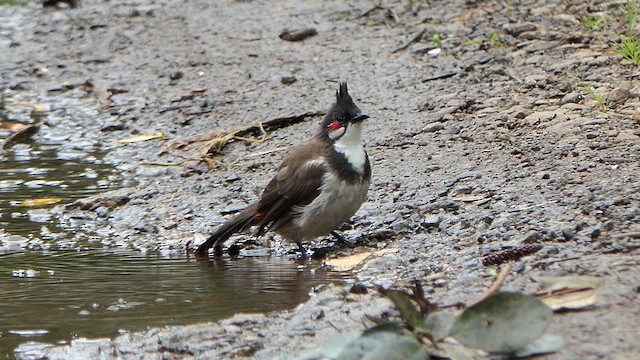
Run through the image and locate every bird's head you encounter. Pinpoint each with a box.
[321,82,369,141]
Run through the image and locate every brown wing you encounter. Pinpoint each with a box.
[255,140,326,235]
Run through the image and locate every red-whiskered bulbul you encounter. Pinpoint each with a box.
[195,82,370,258]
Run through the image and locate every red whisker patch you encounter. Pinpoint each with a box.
[327,120,342,131]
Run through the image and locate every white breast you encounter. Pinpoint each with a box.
[294,170,370,240]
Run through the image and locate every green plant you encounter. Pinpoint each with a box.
[584,85,609,111]
[488,32,503,47]
[301,284,560,360]
[581,14,606,30]
[431,32,442,47]
[0,0,27,5]
[616,0,640,65]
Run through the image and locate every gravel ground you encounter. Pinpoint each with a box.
[2,0,640,359]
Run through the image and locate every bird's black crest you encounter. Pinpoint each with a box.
[318,81,364,135]
[336,81,350,102]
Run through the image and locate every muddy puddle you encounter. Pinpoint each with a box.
[1,250,343,357]
[0,111,345,358]
[0,112,119,248]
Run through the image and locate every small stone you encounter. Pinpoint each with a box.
[422,122,445,133]
[169,70,184,80]
[78,310,91,316]
[504,23,538,36]
[447,125,461,134]
[281,76,297,85]
[561,227,575,241]
[349,283,368,294]
[433,278,447,287]
[228,244,241,256]
[422,215,441,228]
[559,92,583,105]
[633,108,640,124]
[101,123,126,132]
[606,86,634,106]
[522,231,541,243]
[391,220,411,232]
[279,28,318,42]
[586,132,600,139]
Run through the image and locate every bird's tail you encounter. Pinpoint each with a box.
[195,203,258,256]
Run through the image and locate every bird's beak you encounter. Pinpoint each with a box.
[351,113,369,123]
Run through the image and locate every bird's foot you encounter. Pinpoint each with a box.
[296,242,309,260]
[330,231,353,248]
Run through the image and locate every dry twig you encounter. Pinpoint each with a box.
[393,29,426,53]
[477,263,513,303]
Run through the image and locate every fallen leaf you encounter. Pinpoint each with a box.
[117,132,166,143]
[425,311,458,341]
[536,287,598,311]
[19,198,62,207]
[427,339,489,360]
[533,275,603,292]
[532,275,601,311]
[325,248,399,271]
[382,289,430,334]
[449,292,553,353]
[452,195,486,202]
[335,322,428,360]
[325,252,370,271]
[31,103,50,112]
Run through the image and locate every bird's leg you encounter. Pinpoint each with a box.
[213,244,224,257]
[297,242,308,259]
[330,231,350,247]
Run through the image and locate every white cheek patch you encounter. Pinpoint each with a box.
[333,123,367,174]
[328,127,346,140]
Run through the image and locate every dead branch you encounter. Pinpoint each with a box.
[392,29,426,53]
[477,263,513,303]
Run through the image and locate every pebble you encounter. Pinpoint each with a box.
[169,70,184,80]
[561,227,575,241]
[422,215,441,228]
[422,122,445,132]
[559,92,583,104]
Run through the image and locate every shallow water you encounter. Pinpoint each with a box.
[0,115,344,358]
[0,144,117,236]
[0,250,342,357]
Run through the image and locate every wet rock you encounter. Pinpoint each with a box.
[349,283,368,294]
[27,209,52,223]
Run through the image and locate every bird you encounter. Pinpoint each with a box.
[195,82,371,258]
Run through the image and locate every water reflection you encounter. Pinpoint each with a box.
[0,120,118,237]
[0,250,343,357]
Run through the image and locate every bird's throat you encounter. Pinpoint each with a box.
[333,123,366,174]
